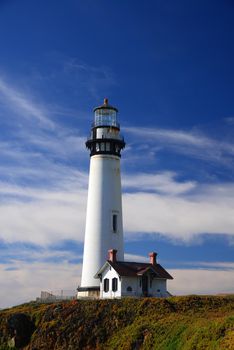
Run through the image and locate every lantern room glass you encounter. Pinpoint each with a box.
[94,108,119,127]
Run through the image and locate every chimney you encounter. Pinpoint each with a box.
[108,249,117,263]
[149,252,157,265]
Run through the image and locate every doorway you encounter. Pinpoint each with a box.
[142,275,148,296]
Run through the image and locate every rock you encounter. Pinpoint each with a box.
[7,313,35,348]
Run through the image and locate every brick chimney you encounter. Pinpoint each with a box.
[108,249,117,262]
[149,252,157,265]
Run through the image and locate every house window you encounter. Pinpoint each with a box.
[127,286,132,292]
[104,278,109,292]
[112,278,118,292]
[157,289,160,292]
[112,214,118,232]
[139,279,142,287]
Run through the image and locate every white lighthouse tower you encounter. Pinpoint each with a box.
[77,99,125,298]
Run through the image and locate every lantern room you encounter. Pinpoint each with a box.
[86,98,125,157]
[93,98,119,128]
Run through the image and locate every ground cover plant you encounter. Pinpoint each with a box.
[0,295,234,349]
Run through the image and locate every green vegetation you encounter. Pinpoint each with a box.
[0,295,234,349]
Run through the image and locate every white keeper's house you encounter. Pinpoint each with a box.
[77,99,173,299]
[95,249,173,299]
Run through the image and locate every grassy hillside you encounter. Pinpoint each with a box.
[0,295,234,349]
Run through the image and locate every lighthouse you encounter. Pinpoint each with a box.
[77,99,125,298]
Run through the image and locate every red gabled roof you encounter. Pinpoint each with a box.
[107,260,173,279]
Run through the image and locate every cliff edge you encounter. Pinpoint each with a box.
[0,295,234,349]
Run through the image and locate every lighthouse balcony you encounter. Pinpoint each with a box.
[86,137,125,157]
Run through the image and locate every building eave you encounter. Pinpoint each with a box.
[94,261,111,278]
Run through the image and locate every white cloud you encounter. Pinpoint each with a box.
[123,171,196,195]
[1,260,233,309]
[168,268,234,295]
[192,261,234,270]
[0,261,81,309]
[0,76,233,253]
[125,127,209,147]
[0,188,87,245]
[123,183,234,241]
[0,75,88,246]
[1,174,234,246]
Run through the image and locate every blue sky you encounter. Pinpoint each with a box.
[0,0,234,307]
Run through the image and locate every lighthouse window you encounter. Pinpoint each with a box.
[96,143,100,152]
[106,142,110,151]
[100,142,105,151]
[112,214,118,233]
[112,278,118,292]
[104,278,109,292]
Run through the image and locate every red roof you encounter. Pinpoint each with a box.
[107,260,173,280]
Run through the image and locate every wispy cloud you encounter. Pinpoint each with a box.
[0,238,83,266]
[0,76,87,246]
[224,117,234,125]
[0,143,87,190]
[124,126,234,166]
[0,77,55,129]
[123,171,196,195]
[0,76,87,193]
[64,59,116,100]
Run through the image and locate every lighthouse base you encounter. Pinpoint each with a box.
[77,286,100,299]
